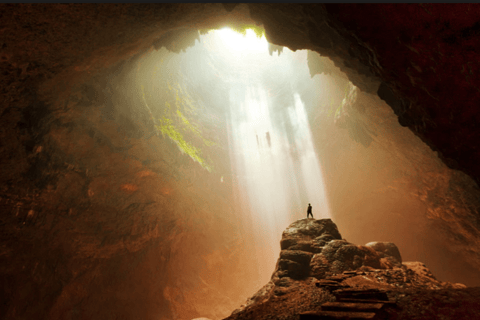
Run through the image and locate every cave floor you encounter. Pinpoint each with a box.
[225,283,480,320]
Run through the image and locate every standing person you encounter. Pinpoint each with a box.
[307,203,313,218]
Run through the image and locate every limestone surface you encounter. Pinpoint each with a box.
[227,218,468,320]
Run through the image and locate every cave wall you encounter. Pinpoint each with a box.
[0,5,263,319]
[2,3,480,320]
[247,2,480,285]
[298,71,480,286]
[249,4,480,187]
[1,45,262,319]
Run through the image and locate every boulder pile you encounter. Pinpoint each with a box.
[274,218,403,281]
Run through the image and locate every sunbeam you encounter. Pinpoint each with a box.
[205,28,333,280]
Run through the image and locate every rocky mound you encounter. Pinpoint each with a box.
[225,218,468,320]
[276,219,403,281]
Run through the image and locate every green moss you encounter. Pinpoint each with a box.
[156,117,212,172]
[176,109,198,134]
[230,24,265,38]
[328,82,352,118]
[141,54,218,172]
[147,80,215,171]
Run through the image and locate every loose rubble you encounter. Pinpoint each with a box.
[225,219,472,320]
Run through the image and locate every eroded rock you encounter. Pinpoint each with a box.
[274,219,403,282]
[366,241,402,264]
[227,219,469,320]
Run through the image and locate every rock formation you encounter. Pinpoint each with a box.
[2,4,480,320]
[226,219,470,320]
[276,219,404,280]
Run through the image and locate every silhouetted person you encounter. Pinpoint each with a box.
[266,131,271,147]
[307,203,313,218]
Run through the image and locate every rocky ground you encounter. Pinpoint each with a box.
[224,219,480,320]
[2,4,480,319]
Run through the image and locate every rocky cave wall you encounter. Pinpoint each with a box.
[2,3,480,320]
[225,219,476,320]
[1,40,261,320]
[247,2,480,285]
[299,65,480,286]
[0,5,264,320]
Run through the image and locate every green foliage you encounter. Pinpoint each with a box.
[327,82,352,118]
[156,116,212,172]
[141,63,216,172]
[229,24,265,38]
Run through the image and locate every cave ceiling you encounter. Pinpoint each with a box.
[2,3,480,320]
[2,4,479,185]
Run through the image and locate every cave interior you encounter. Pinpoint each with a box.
[1,3,480,320]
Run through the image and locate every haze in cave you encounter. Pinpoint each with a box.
[3,4,480,320]
[132,27,480,293]
[135,28,334,284]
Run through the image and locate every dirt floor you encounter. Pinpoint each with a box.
[224,267,480,320]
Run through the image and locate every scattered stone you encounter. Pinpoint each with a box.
[227,219,470,320]
[299,310,378,320]
[333,288,389,301]
[321,301,384,312]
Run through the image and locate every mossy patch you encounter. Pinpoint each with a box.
[140,63,216,172]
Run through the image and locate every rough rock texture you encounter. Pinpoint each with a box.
[226,219,469,320]
[276,219,402,281]
[322,4,480,185]
[253,4,480,185]
[0,5,261,320]
[278,219,403,281]
[366,242,403,266]
[2,3,480,320]
[307,82,480,285]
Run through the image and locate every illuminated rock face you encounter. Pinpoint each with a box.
[250,4,480,186]
[0,56,257,320]
[226,219,468,320]
[275,219,403,280]
[1,3,480,320]
[0,6,261,319]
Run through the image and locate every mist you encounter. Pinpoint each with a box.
[107,26,480,318]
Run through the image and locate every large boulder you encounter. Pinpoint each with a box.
[274,219,405,281]
[277,250,314,280]
[366,241,402,265]
[227,218,468,320]
[280,218,342,250]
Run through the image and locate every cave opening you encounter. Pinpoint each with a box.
[134,27,338,286]
[102,25,480,318]
[40,24,480,319]
[4,4,480,320]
